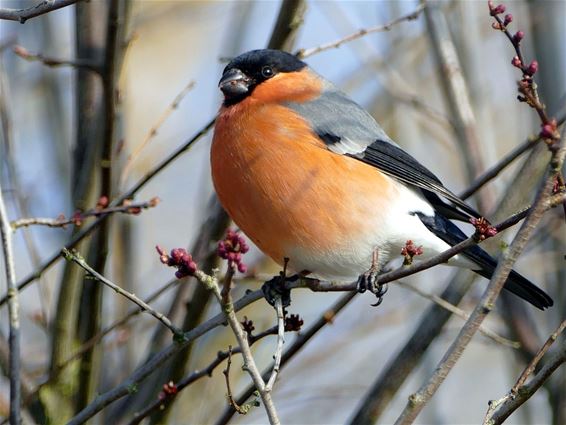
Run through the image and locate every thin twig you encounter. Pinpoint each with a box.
[223,346,247,415]
[0,0,81,23]
[215,292,356,425]
[61,248,183,336]
[296,3,425,59]
[194,269,281,425]
[120,80,196,183]
[460,113,566,200]
[0,179,21,424]
[397,281,519,348]
[511,319,566,393]
[13,45,101,73]
[484,341,566,425]
[10,197,159,230]
[266,298,285,390]
[128,325,280,424]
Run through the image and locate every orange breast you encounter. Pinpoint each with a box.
[211,100,394,268]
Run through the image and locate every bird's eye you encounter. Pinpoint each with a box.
[261,66,274,78]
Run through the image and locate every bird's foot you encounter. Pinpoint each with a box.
[261,274,296,308]
[356,249,388,306]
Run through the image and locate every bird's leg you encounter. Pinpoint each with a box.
[261,257,295,308]
[356,248,388,306]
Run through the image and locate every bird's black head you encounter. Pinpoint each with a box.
[219,49,307,106]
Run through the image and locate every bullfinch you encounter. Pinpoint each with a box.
[211,49,553,310]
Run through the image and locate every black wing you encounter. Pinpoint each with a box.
[285,84,481,220]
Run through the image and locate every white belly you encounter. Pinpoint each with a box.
[286,179,473,281]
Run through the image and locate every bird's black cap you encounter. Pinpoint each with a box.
[219,49,307,106]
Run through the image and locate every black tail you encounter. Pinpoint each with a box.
[415,212,553,310]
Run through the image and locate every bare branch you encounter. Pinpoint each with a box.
[296,3,425,59]
[266,298,285,390]
[13,45,101,73]
[268,0,306,52]
[61,248,183,336]
[121,80,196,182]
[0,176,21,424]
[0,0,81,23]
[424,2,492,211]
[215,292,356,424]
[66,287,266,425]
[128,325,281,424]
[193,268,281,424]
[484,340,566,424]
[460,113,566,201]
[10,197,159,230]
[512,319,566,393]
[394,139,565,424]
[16,276,181,411]
[223,346,247,415]
[397,281,519,348]
[0,119,214,308]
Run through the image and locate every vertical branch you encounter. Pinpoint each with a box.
[45,1,107,421]
[424,3,493,211]
[0,181,20,424]
[215,292,356,425]
[267,0,306,51]
[76,0,122,411]
[528,3,566,421]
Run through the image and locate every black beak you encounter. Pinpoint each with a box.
[219,68,250,98]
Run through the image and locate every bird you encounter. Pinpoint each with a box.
[210,49,553,310]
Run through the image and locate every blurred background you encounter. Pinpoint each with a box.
[0,0,564,424]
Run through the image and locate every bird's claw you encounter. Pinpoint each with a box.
[261,274,297,308]
[356,249,387,306]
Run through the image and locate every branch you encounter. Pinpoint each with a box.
[397,281,519,348]
[61,248,183,336]
[511,319,566,393]
[0,178,21,424]
[296,3,425,59]
[424,2,492,211]
[223,346,247,415]
[215,292,356,424]
[120,80,196,183]
[266,298,285,391]
[0,0,81,23]
[13,45,101,73]
[393,142,565,424]
[460,113,566,201]
[192,268,281,425]
[267,0,306,52]
[128,325,281,424]
[16,276,182,411]
[66,287,266,425]
[0,119,214,308]
[10,197,159,230]
[484,340,566,424]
